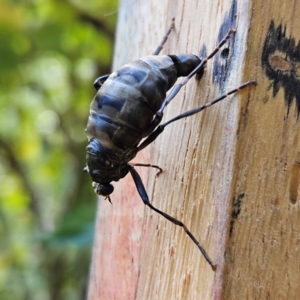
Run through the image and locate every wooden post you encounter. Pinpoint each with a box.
[87,0,300,299]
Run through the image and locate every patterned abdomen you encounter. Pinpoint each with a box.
[86,54,200,150]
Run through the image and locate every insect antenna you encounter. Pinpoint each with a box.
[105,196,112,204]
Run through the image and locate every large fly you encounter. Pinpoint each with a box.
[84,18,256,270]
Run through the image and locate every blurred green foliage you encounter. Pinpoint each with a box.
[0,0,118,299]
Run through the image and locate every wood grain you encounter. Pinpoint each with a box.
[87,0,300,299]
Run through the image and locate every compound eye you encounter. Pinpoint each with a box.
[100,184,114,196]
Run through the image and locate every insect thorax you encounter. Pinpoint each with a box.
[86,138,136,184]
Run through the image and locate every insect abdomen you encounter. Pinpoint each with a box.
[86,54,200,150]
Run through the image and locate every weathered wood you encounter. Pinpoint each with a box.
[87,0,300,299]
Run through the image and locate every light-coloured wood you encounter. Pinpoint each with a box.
[87,0,300,299]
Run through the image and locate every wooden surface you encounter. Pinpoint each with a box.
[87,0,300,299]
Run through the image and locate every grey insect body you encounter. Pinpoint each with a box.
[84,20,255,271]
[86,55,200,186]
[87,55,200,147]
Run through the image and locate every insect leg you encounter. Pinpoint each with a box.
[153,18,175,55]
[128,165,216,271]
[158,28,236,113]
[161,80,257,127]
[140,28,236,143]
[93,74,110,90]
[129,163,162,175]
[137,80,256,151]
[94,18,174,91]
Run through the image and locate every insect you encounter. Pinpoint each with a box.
[84,18,256,271]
